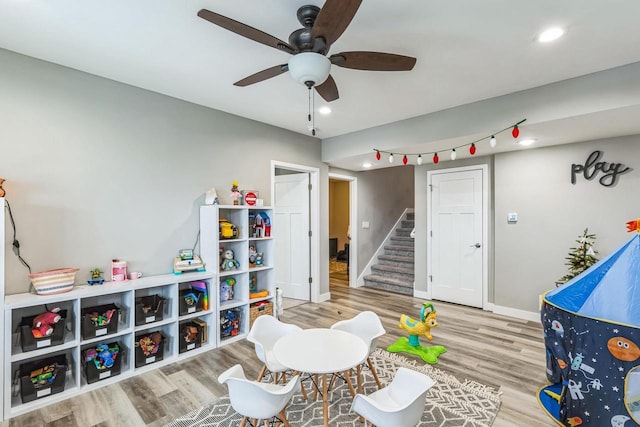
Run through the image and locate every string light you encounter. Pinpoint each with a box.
[372,118,526,166]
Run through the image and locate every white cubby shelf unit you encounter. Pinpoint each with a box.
[2,270,215,419]
[199,205,276,348]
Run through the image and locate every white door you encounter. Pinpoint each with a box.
[429,168,485,308]
[274,173,310,300]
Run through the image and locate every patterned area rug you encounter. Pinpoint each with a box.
[329,258,348,273]
[165,348,501,427]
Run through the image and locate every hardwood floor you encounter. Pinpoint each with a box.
[3,272,554,426]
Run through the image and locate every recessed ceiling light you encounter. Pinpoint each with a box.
[318,106,332,115]
[362,162,372,168]
[538,27,564,43]
[518,139,535,146]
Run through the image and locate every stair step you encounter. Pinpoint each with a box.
[363,274,413,296]
[401,220,415,229]
[384,245,414,257]
[371,264,414,280]
[395,227,413,237]
[406,212,415,221]
[390,236,414,246]
[378,254,415,267]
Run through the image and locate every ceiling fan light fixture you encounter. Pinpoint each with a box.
[288,52,331,87]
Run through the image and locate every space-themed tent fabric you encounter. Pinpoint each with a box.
[539,233,640,427]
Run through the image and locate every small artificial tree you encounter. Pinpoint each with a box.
[556,228,599,286]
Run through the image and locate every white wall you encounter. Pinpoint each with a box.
[0,49,330,295]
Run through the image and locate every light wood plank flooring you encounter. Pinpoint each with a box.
[2,272,554,426]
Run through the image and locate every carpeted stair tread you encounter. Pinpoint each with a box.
[364,274,413,287]
[390,236,414,244]
[371,264,414,278]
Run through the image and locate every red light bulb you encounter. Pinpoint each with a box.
[402,155,408,165]
[469,143,476,155]
[512,125,520,138]
[433,153,439,164]
[376,151,381,161]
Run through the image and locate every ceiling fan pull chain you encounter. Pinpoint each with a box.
[312,89,316,136]
[308,87,316,136]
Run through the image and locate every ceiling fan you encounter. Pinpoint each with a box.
[197,0,417,102]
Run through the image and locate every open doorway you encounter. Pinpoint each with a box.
[328,173,357,289]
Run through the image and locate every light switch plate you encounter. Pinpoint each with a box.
[507,213,518,223]
[362,221,370,229]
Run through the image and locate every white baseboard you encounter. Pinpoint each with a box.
[485,303,540,323]
[413,290,429,299]
[316,292,331,303]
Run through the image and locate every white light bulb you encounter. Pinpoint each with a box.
[388,153,394,163]
[450,149,457,160]
[490,136,496,148]
[417,155,423,165]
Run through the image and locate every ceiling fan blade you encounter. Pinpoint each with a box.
[234,64,289,87]
[315,75,339,102]
[312,0,362,49]
[330,51,417,71]
[198,9,295,54]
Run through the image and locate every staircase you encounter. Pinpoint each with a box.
[363,212,414,295]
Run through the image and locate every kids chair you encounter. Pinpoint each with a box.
[330,310,386,389]
[218,364,300,427]
[350,367,435,427]
[247,315,304,388]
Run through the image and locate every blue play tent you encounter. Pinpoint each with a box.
[539,233,640,426]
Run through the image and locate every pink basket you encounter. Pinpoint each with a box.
[28,268,79,295]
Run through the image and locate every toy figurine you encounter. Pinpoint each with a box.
[220,277,236,302]
[255,253,264,266]
[249,245,258,266]
[230,180,241,205]
[220,249,240,271]
[88,268,105,285]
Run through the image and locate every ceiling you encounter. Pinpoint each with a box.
[2,1,640,171]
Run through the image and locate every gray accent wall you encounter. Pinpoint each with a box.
[0,48,329,295]
[355,166,415,276]
[494,137,639,312]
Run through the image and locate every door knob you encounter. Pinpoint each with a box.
[470,243,481,248]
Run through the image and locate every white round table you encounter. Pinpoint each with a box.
[273,328,368,427]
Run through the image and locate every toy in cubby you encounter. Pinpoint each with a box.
[253,212,271,237]
[19,354,68,403]
[220,248,240,271]
[248,271,269,299]
[220,309,241,338]
[220,277,236,303]
[249,245,257,267]
[135,331,165,367]
[31,307,62,338]
[189,280,209,310]
[83,342,123,383]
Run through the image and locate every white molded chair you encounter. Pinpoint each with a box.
[247,315,303,385]
[330,310,386,389]
[350,367,435,427]
[218,364,300,427]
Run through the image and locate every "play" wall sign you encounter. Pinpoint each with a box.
[571,150,630,187]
